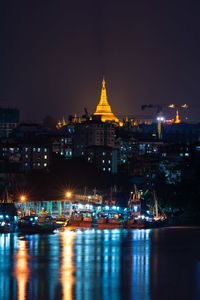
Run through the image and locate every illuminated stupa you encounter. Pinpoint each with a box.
[93,78,119,123]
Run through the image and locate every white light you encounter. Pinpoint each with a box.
[78,204,83,209]
[117,207,120,210]
[134,205,138,212]
[105,206,109,210]
[112,206,116,210]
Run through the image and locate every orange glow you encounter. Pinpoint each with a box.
[168,104,175,108]
[15,240,29,300]
[60,231,75,300]
[20,195,26,202]
[163,120,174,123]
[66,192,72,198]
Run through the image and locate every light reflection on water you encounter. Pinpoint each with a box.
[0,228,200,300]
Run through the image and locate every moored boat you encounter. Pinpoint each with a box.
[18,215,56,233]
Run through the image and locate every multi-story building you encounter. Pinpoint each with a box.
[0,142,51,172]
[85,146,117,173]
[0,108,19,138]
[73,120,115,157]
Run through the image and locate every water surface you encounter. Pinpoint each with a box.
[0,227,200,300]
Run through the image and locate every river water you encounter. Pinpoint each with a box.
[0,227,200,300]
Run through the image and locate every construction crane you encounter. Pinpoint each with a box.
[141,104,189,139]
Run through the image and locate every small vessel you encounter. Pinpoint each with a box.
[55,216,69,228]
[18,215,56,233]
[69,211,93,227]
[0,220,10,233]
[97,213,124,229]
[126,186,167,229]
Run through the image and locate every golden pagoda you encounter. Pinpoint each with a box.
[175,109,181,123]
[93,78,119,123]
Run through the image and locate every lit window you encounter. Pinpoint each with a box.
[103,168,105,171]
[33,148,36,152]
[102,160,105,163]
[25,148,28,152]
[37,148,40,152]
[61,152,63,155]
[37,163,40,166]
[103,152,106,156]
[108,168,111,171]
[44,155,47,159]
[44,163,47,167]
[44,148,47,152]
[61,138,64,142]
[88,157,91,161]
[25,163,28,167]
[185,153,189,157]
[108,160,111,164]
[25,154,28,159]
[69,151,72,155]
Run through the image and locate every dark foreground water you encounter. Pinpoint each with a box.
[0,227,200,300]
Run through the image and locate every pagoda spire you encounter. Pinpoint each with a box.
[175,109,181,123]
[93,77,119,123]
[95,77,112,112]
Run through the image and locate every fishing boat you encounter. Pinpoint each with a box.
[69,211,93,227]
[125,186,167,229]
[97,212,124,229]
[0,220,10,233]
[55,216,69,228]
[18,215,56,233]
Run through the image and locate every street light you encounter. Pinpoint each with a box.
[66,192,71,198]
[20,195,26,202]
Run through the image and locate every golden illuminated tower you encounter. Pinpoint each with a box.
[175,109,181,123]
[93,78,119,123]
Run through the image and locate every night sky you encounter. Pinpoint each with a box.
[0,1,200,122]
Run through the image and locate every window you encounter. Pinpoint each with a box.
[44,155,47,159]
[108,160,111,164]
[102,160,105,163]
[37,148,40,152]
[103,152,106,156]
[88,157,91,161]
[25,154,28,159]
[108,168,111,172]
[103,168,105,171]
[37,163,40,166]
[25,147,28,152]
[44,163,47,167]
[33,148,36,152]
[44,148,47,152]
